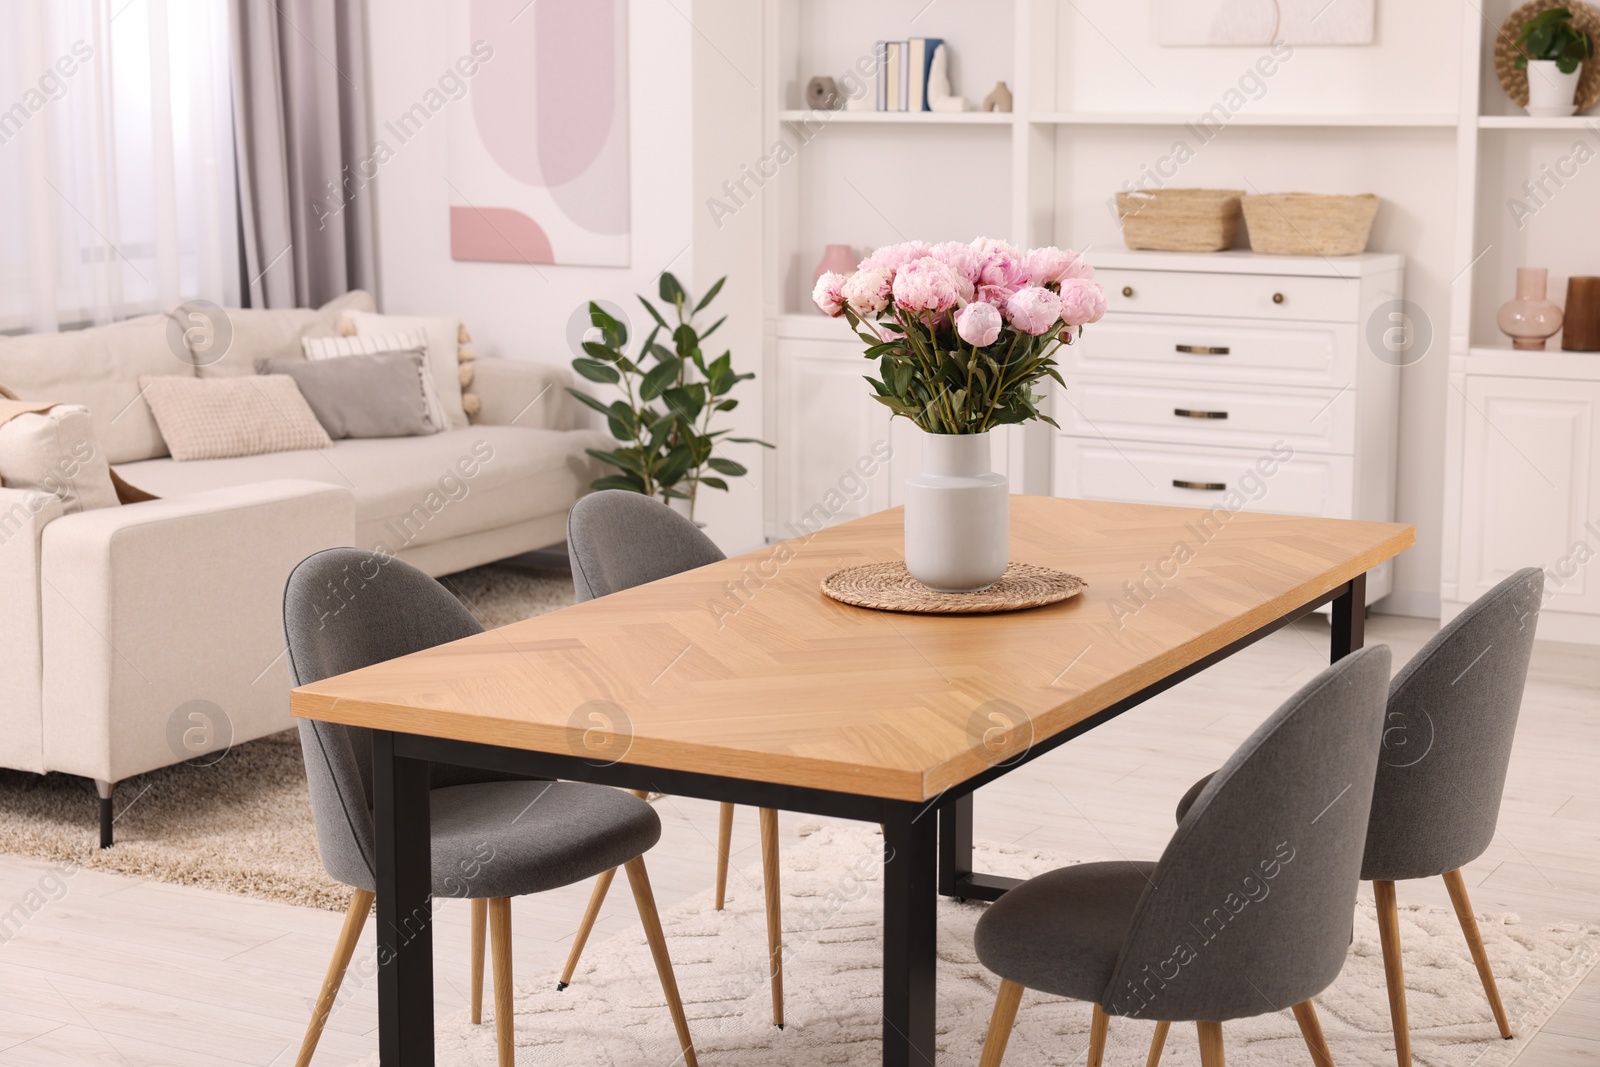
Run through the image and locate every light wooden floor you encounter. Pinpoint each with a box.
[0,614,1595,1066]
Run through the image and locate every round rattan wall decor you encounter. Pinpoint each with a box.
[1495,0,1600,111]
[820,562,1086,615]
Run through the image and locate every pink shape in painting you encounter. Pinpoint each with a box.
[450,207,554,265]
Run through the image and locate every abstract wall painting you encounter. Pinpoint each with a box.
[449,0,630,267]
[1159,0,1377,46]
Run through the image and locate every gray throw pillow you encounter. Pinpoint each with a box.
[256,352,432,439]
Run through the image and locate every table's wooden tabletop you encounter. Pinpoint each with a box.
[291,497,1413,802]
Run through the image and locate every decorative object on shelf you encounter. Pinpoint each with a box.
[1562,276,1600,350]
[805,76,843,111]
[926,43,970,112]
[820,561,1086,614]
[980,81,1013,113]
[812,239,1106,590]
[873,37,945,112]
[568,272,772,521]
[1116,189,1244,252]
[1241,193,1380,256]
[1496,1,1600,115]
[812,244,856,291]
[1497,267,1565,350]
[1159,0,1375,45]
[1518,5,1594,114]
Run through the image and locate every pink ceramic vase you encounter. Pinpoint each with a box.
[813,244,856,286]
[1498,268,1564,351]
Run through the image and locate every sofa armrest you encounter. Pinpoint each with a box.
[473,358,575,431]
[0,488,66,774]
[39,479,355,783]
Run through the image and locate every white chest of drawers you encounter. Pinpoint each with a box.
[1056,250,1404,604]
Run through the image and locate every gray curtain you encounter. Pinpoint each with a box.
[230,0,376,308]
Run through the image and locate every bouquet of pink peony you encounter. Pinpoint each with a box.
[812,239,1106,435]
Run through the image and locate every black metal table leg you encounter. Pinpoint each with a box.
[939,795,1019,902]
[1331,574,1367,661]
[373,730,435,1065]
[883,806,938,1067]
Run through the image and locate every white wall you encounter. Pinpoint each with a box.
[365,0,763,553]
[1043,1,1463,616]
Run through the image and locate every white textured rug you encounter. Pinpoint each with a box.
[352,823,1598,1067]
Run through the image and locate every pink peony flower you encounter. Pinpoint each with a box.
[970,238,1028,307]
[812,271,846,317]
[956,302,1003,347]
[857,241,931,275]
[842,267,893,316]
[1023,246,1095,287]
[1006,286,1063,335]
[1058,277,1108,327]
[892,256,962,313]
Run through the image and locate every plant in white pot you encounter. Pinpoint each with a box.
[1516,7,1593,116]
[813,240,1106,592]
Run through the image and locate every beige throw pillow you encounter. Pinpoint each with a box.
[139,375,332,461]
[301,328,449,432]
[0,403,120,513]
[344,310,467,429]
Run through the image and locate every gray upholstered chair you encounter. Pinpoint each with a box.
[558,489,790,1026]
[1164,567,1545,1067]
[283,548,698,1067]
[974,645,1392,1067]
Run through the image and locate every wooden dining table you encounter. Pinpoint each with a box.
[290,495,1413,1066]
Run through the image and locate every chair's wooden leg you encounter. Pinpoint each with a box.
[470,898,487,1023]
[758,806,785,1029]
[1373,880,1412,1067]
[624,856,698,1067]
[296,889,373,1067]
[488,897,514,1067]
[1147,1019,1171,1067]
[1196,1020,1226,1067]
[1442,869,1513,1039]
[1292,1000,1335,1067]
[557,867,616,990]
[978,979,1024,1067]
[1087,1004,1110,1067]
[715,802,735,910]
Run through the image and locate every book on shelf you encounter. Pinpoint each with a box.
[875,40,887,110]
[907,37,941,112]
[885,41,902,111]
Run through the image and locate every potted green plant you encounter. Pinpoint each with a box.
[569,272,770,522]
[1515,7,1593,115]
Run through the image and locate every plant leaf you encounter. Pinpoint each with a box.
[572,358,621,384]
[659,272,686,306]
[592,473,647,493]
[693,276,726,313]
[707,457,747,477]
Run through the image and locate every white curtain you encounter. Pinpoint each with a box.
[0,0,239,334]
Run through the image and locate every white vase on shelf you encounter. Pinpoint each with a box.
[1525,59,1582,116]
[903,432,1008,592]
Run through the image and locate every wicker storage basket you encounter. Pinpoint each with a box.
[1115,189,1244,252]
[1241,193,1380,256]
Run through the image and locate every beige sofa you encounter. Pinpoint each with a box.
[0,296,605,844]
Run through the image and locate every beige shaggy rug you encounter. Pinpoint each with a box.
[0,564,575,910]
[346,823,1599,1067]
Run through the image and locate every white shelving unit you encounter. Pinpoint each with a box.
[1441,3,1600,642]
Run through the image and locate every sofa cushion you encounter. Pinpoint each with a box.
[300,328,449,433]
[114,426,591,553]
[140,375,333,461]
[345,310,468,430]
[259,353,435,439]
[0,314,179,464]
[0,404,120,513]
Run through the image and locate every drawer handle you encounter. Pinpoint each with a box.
[1174,408,1229,420]
[1272,292,1286,304]
[1175,344,1230,355]
[1122,286,1135,298]
[1173,479,1227,491]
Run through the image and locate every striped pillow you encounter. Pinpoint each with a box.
[301,329,449,433]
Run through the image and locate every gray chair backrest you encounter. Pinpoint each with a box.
[283,548,486,891]
[1104,645,1392,1022]
[567,490,725,602]
[1363,567,1544,881]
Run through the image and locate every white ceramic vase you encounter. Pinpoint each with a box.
[903,431,1009,592]
[1526,59,1582,116]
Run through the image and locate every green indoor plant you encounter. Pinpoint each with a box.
[568,272,770,522]
[1515,7,1593,74]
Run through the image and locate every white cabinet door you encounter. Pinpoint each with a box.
[774,339,894,536]
[1459,376,1600,614]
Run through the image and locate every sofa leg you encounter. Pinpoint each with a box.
[95,779,114,848]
